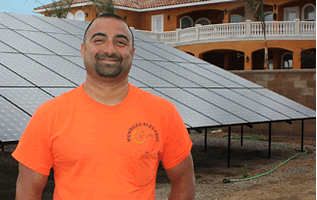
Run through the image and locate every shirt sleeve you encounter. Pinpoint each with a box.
[161,103,193,169]
[11,101,54,176]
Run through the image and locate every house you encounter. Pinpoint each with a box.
[34,0,316,70]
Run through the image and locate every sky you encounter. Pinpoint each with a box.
[0,0,53,16]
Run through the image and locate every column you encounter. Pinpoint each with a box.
[244,50,252,70]
[293,48,302,69]
[273,50,279,69]
[224,9,231,23]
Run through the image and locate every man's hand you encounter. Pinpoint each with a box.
[165,153,195,200]
[16,163,48,200]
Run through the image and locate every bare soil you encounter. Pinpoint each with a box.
[1,132,315,200]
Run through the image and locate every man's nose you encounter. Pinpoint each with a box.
[103,40,116,55]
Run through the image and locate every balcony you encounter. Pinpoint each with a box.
[135,19,316,47]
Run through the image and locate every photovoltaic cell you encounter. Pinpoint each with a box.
[0,64,33,87]
[62,56,85,69]
[212,89,289,121]
[0,24,5,28]
[128,77,148,88]
[47,33,83,49]
[156,88,247,125]
[178,63,243,88]
[0,53,76,87]
[132,30,162,43]
[0,88,53,115]
[0,29,53,54]
[28,55,86,85]
[252,88,316,118]
[197,64,263,88]
[0,12,38,31]
[135,42,185,62]
[7,12,67,34]
[61,18,89,30]
[0,97,31,142]
[36,16,85,35]
[0,41,18,53]
[129,65,174,87]
[185,88,269,123]
[133,60,200,87]
[17,30,81,56]
[150,42,208,64]
[134,46,168,61]
[43,88,76,98]
[233,89,307,119]
[142,88,220,127]
[132,54,144,60]
[153,61,223,88]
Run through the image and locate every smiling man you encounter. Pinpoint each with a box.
[12,14,195,200]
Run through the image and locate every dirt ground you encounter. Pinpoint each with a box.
[1,132,315,200]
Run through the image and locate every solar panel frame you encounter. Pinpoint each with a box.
[0,12,38,31]
[47,33,83,49]
[0,41,18,53]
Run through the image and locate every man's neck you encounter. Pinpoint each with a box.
[83,76,129,106]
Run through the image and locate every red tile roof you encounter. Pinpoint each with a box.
[34,0,213,10]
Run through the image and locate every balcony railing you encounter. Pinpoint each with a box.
[135,19,316,46]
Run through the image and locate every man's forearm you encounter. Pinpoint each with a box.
[168,175,195,200]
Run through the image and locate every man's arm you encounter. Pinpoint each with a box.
[165,153,195,200]
[16,163,48,200]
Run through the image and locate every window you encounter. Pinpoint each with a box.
[195,18,210,25]
[264,12,273,21]
[180,16,193,29]
[281,52,293,69]
[151,15,164,32]
[284,7,300,21]
[75,10,85,21]
[301,4,316,21]
[230,14,243,23]
[66,12,74,20]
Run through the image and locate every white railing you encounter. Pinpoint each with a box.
[135,19,316,46]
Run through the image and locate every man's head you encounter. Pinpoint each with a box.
[81,13,135,80]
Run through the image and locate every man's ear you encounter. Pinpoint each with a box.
[81,43,85,59]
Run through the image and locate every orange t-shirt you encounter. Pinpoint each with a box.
[12,83,193,200]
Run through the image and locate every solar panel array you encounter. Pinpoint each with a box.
[0,12,315,142]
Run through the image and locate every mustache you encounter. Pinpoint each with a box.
[95,53,123,61]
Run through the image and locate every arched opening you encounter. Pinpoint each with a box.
[66,12,74,20]
[178,9,223,28]
[301,48,316,69]
[302,3,316,21]
[281,52,293,69]
[264,11,273,21]
[230,14,244,23]
[75,10,85,21]
[202,50,244,70]
[195,17,211,25]
[180,16,193,29]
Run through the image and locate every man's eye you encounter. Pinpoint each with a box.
[117,41,127,46]
[94,39,103,43]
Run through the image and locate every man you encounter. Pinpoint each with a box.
[12,13,195,199]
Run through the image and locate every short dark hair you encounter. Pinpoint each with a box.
[83,13,134,49]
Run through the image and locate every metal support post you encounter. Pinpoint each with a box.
[268,122,272,159]
[241,125,243,146]
[301,120,304,152]
[227,126,231,168]
[205,128,208,153]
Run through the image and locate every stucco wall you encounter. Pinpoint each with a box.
[230,69,316,137]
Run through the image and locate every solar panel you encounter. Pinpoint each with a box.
[43,87,76,98]
[185,88,269,123]
[142,88,220,127]
[252,88,316,118]
[0,53,77,87]
[0,88,53,115]
[47,33,83,49]
[27,55,86,85]
[17,30,81,56]
[61,18,89,30]
[233,89,307,119]
[128,77,149,88]
[134,45,167,61]
[153,61,223,88]
[212,89,290,121]
[0,41,18,53]
[0,96,31,142]
[156,88,247,125]
[133,60,200,88]
[7,12,67,33]
[0,64,33,87]
[62,56,85,69]
[0,29,53,54]
[133,30,163,43]
[0,12,38,31]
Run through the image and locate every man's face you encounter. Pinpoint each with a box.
[81,17,135,80]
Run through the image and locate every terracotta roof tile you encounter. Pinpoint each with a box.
[34,0,213,10]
